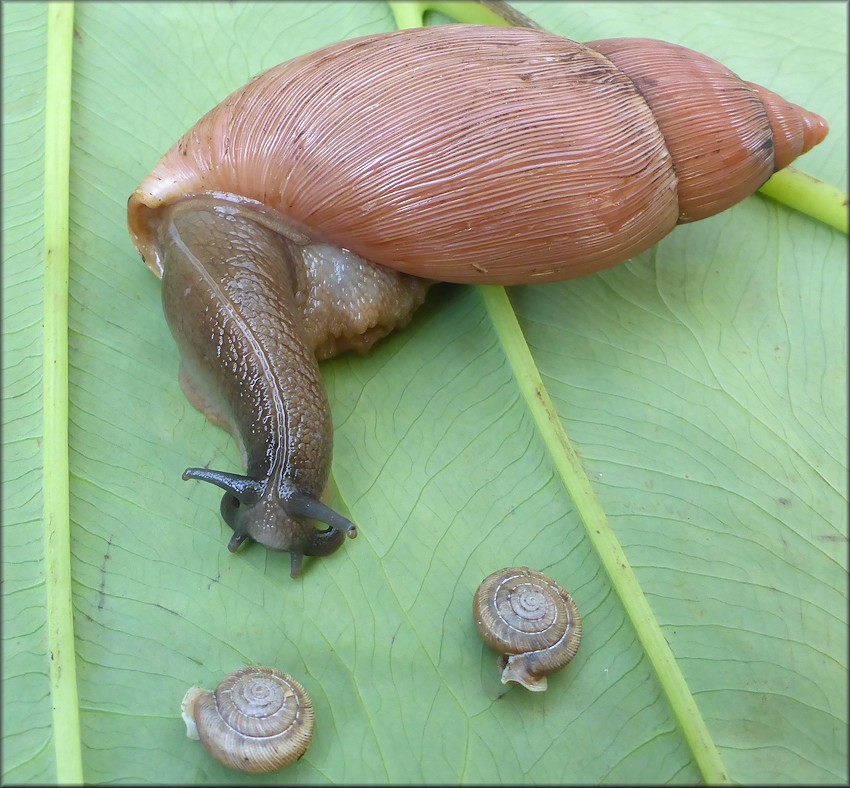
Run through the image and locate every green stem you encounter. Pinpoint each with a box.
[390,1,731,781]
[43,2,83,783]
[759,167,848,234]
[479,286,730,785]
[388,0,524,28]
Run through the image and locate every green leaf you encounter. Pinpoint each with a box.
[2,1,846,784]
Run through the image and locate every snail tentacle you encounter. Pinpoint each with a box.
[284,488,357,538]
[227,532,249,552]
[182,467,262,503]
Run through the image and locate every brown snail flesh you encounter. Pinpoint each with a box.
[181,666,314,773]
[473,567,582,691]
[127,21,828,577]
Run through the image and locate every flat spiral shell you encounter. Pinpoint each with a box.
[181,666,314,773]
[473,567,581,691]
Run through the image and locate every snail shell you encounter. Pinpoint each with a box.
[127,23,828,574]
[181,666,314,773]
[129,24,828,285]
[473,567,582,691]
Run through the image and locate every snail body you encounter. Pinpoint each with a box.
[473,567,582,691]
[181,666,314,773]
[128,23,828,574]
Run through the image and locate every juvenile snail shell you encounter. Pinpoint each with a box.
[127,22,828,575]
[473,567,582,691]
[181,666,314,773]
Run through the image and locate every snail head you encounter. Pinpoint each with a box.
[181,468,356,578]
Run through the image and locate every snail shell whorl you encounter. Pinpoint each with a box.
[181,666,314,773]
[585,38,828,223]
[473,567,582,692]
[128,24,827,286]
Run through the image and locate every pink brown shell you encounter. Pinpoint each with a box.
[128,24,827,285]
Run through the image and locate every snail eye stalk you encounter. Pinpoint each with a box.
[284,490,357,539]
[182,467,262,504]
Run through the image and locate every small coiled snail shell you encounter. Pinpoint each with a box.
[473,567,582,692]
[180,666,314,773]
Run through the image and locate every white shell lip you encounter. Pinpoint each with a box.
[180,687,205,740]
[501,656,549,692]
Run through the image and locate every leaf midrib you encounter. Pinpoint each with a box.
[43,1,83,783]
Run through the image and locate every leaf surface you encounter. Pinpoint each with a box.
[1,1,846,783]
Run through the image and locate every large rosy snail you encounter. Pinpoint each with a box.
[127,22,828,578]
